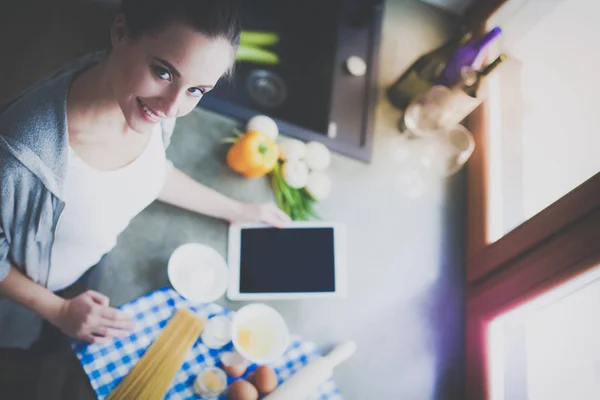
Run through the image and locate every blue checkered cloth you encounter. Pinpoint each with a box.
[71,287,343,399]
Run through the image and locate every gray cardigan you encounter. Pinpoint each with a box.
[0,50,175,287]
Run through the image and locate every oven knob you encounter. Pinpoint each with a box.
[328,122,338,139]
[345,56,367,77]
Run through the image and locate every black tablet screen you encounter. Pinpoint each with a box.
[239,227,336,293]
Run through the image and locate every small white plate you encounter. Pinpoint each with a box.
[168,243,228,303]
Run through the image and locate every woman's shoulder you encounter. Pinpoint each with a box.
[0,51,108,195]
[0,50,108,135]
[0,67,70,191]
[0,146,43,191]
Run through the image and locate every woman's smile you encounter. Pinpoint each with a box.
[136,97,164,123]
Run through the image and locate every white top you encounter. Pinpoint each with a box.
[47,127,171,292]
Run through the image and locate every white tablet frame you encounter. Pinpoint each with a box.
[226,221,347,300]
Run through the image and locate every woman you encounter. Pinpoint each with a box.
[0,0,289,345]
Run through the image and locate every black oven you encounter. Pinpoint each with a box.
[199,0,384,162]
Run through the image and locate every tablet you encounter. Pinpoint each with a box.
[227,221,347,300]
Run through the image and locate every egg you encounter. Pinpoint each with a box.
[250,366,278,394]
[227,380,259,400]
[220,352,248,378]
[223,363,247,378]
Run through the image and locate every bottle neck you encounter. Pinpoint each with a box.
[480,54,508,77]
[474,27,502,51]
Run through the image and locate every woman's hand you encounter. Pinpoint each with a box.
[158,168,293,227]
[230,202,292,228]
[51,290,135,344]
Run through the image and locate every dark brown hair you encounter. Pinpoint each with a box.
[120,0,241,48]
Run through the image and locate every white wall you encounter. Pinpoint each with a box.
[487,0,600,240]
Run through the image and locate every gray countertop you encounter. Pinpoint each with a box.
[97,1,465,399]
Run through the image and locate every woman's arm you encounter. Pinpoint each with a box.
[157,167,290,227]
[0,267,133,343]
[0,267,64,325]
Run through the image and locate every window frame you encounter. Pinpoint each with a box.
[464,0,600,398]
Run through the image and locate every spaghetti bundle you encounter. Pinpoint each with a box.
[107,309,205,400]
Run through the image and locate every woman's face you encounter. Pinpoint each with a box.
[108,16,233,134]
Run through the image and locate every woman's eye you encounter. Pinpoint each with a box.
[153,66,172,81]
[188,87,205,97]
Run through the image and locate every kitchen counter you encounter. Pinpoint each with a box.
[96,2,465,399]
[0,1,465,399]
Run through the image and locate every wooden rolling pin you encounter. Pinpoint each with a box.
[264,340,357,400]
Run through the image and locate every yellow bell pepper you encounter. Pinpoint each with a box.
[226,130,279,178]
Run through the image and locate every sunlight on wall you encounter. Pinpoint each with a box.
[486,0,600,242]
[488,265,600,400]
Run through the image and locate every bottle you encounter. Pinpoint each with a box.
[458,53,508,97]
[386,29,472,111]
[438,27,502,87]
[430,54,508,128]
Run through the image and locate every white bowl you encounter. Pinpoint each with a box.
[168,243,228,303]
[231,304,290,365]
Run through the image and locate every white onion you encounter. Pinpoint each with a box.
[278,138,306,161]
[305,172,332,201]
[304,141,331,171]
[281,160,309,189]
[247,115,278,140]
